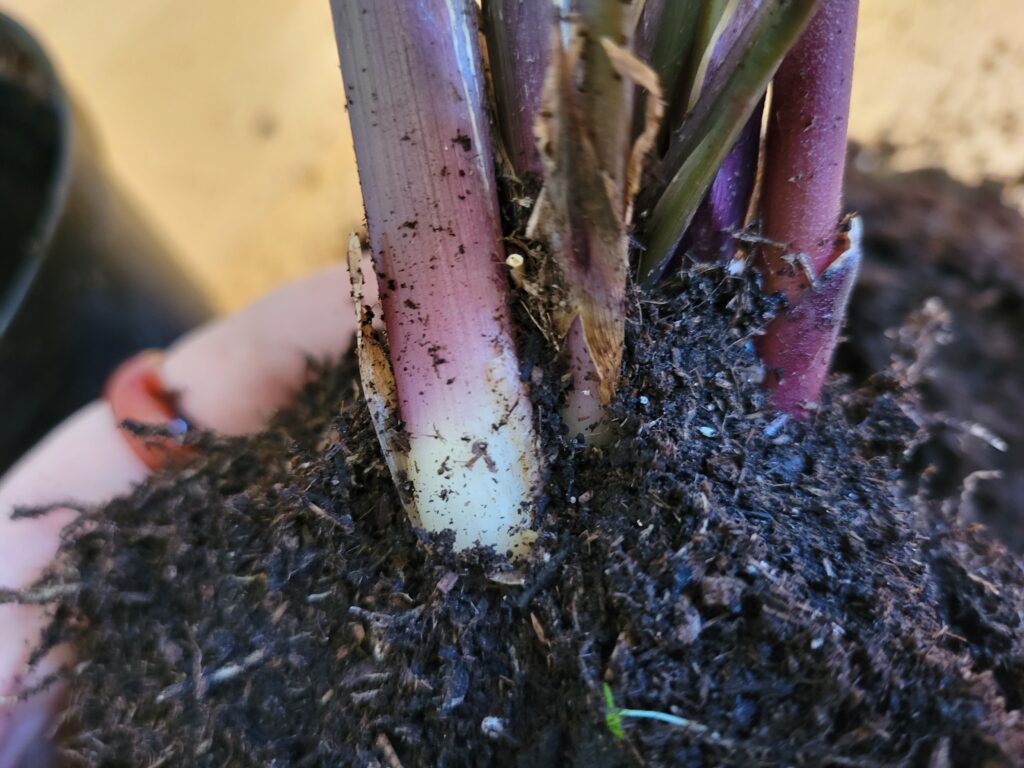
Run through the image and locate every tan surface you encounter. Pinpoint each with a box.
[4,0,1023,310]
[5,0,362,312]
[850,0,1024,193]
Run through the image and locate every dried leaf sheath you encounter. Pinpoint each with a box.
[347,235,416,520]
[331,0,540,553]
[531,27,626,436]
[531,9,661,438]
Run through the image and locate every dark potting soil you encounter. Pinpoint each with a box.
[841,151,1024,554]
[21,255,1024,766]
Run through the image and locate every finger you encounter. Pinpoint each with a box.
[1,263,358,572]
[0,401,145,768]
[0,263,363,763]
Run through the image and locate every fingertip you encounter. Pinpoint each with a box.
[0,684,60,768]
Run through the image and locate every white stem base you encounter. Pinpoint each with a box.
[406,354,539,557]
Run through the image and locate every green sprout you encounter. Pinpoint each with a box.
[603,683,626,740]
[602,682,730,745]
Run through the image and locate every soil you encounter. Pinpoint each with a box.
[16,217,1024,766]
[841,150,1024,552]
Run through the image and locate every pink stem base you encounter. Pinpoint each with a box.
[758,218,861,418]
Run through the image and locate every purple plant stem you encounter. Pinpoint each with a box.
[672,1,764,265]
[759,0,858,297]
[756,0,859,417]
[483,0,553,180]
[677,98,762,264]
[331,0,539,552]
[759,220,861,417]
[637,0,818,285]
[634,0,667,63]
[714,0,765,65]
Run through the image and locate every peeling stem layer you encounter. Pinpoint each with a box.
[559,1,637,440]
[331,0,540,554]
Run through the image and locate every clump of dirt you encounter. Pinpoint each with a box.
[20,263,1024,767]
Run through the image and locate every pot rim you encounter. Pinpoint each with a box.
[0,11,74,338]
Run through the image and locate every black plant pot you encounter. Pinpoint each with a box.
[0,13,211,473]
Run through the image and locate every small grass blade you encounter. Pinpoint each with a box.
[603,683,625,740]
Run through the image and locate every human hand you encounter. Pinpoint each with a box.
[0,266,359,766]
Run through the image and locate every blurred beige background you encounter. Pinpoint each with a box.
[4,0,1024,311]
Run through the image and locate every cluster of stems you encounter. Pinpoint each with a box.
[330,0,860,552]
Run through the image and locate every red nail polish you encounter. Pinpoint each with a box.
[104,350,192,470]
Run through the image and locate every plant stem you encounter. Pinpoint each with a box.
[580,0,635,210]
[530,2,643,441]
[674,1,767,266]
[638,0,818,286]
[702,0,768,90]
[758,219,862,417]
[636,0,700,150]
[331,0,541,554]
[677,98,763,264]
[662,0,727,137]
[561,0,634,439]
[756,0,859,416]
[483,0,553,180]
[758,0,858,298]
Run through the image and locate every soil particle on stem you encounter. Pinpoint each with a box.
[16,263,1024,765]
